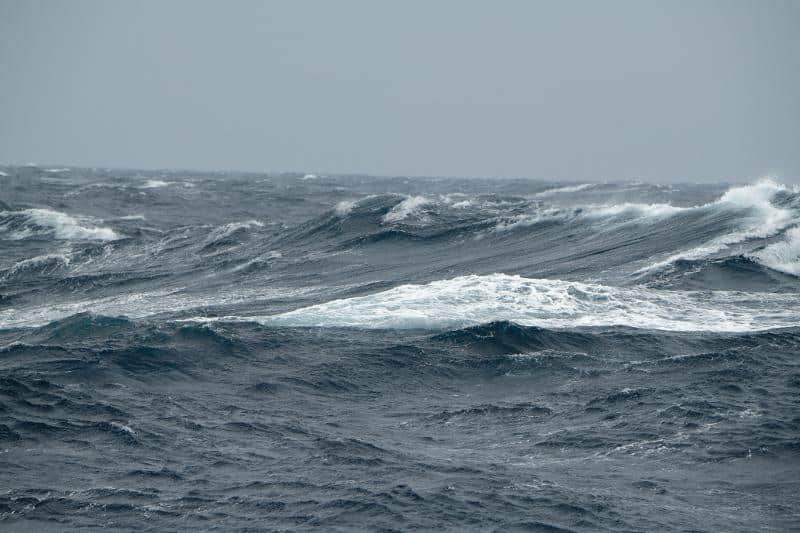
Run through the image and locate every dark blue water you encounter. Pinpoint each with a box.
[1,166,799,531]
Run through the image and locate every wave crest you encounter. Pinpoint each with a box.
[382,196,430,223]
[0,208,119,241]
[749,226,800,276]
[229,273,800,332]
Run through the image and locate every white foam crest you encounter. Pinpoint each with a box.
[383,196,431,223]
[0,170,8,177]
[205,219,264,245]
[636,179,796,273]
[239,274,800,332]
[3,254,71,280]
[585,202,686,218]
[44,168,70,173]
[717,178,787,206]
[493,200,686,233]
[0,208,119,241]
[533,183,595,197]
[335,200,358,216]
[230,251,283,273]
[109,421,136,437]
[492,201,681,232]
[139,179,173,189]
[0,283,325,329]
[748,227,800,276]
[493,208,567,232]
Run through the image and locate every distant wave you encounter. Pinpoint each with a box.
[493,201,684,232]
[0,208,119,241]
[209,273,800,332]
[532,183,595,197]
[138,179,174,189]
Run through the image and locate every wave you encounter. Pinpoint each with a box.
[203,220,264,248]
[533,183,595,197]
[138,179,173,189]
[0,282,326,329]
[748,226,800,276]
[585,202,686,219]
[335,199,358,216]
[230,251,283,273]
[382,196,430,223]
[2,253,71,281]
[0,208,119,241]
[207,273,800,332]
[431,320,800,363]
[636,179,797,273]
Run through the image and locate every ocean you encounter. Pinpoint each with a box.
[1,166,798,531]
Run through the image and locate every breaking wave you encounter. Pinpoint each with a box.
[636,179,797,273]
[749,226,800,276]
[205,273,800,332]
[382,196,430,223]
[0,208,119,241]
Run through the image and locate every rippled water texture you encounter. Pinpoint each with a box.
[1,166,799,530]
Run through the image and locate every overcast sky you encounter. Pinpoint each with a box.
[1,0,798,181]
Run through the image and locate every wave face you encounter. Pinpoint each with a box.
[1,166,799,531]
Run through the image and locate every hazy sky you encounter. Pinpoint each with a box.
[1,0,798,181]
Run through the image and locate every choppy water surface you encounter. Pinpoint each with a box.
[1,166,799,531]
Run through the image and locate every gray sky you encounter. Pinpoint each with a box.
[1,0,798,181]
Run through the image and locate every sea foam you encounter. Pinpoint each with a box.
[749,226,800,276]
[240,273,800,332]
[0,208,119,241]
[383,196,430,223]
[636,179,796,273]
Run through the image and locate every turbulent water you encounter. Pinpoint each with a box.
[1,166,799,531]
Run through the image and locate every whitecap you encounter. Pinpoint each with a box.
[3,253,71,280]
[335,200,358,216]
[585,202,686,219]
[231,273,800,332]
[383,196,430,223]
[748,226,800,276]
[0,283,324,329]
[110,421,136,437]
[204,220,264,245]
[0,208,119,241]
[636,179,796,273]
[139,179,173,189]
[230,251,283,273]
[533,183,595,197]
